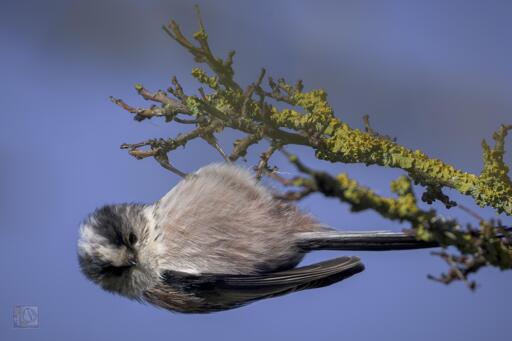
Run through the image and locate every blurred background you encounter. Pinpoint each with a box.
[1,0,511,340]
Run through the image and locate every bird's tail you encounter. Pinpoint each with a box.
[295,230,439,251]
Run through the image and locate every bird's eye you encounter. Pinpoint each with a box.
[128,233,138,246]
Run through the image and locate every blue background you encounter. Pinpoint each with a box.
[1,1,511,340]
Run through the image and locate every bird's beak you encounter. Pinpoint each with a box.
[128,253,138,266]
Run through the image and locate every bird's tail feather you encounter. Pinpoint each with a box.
[296,230,439,251]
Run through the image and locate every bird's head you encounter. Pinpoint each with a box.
[77,203,152,299]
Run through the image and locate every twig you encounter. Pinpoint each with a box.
[254,143,279,180]
[154,152,187,178]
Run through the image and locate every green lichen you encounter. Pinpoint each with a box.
[191,67,219,90]
[476,125,512,213]
[184,96,203,117]
[335,173,422,222]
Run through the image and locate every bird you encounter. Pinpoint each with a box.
[77,163,437,313]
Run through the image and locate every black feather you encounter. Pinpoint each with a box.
[157,256,364,312]
[296,231,439,251]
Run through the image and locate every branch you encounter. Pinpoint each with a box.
[273,153,512,287]
[118,9,512,215]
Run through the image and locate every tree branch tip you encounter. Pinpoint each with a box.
[154,152,188,177]
[194,4,206,31]
[257,68,266,81]
[161,24,175,39]
[228,50,236,58]
[128,149,158,159]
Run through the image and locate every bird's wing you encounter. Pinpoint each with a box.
[155,256,364,313]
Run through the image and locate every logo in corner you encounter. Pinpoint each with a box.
[13,305,39,328]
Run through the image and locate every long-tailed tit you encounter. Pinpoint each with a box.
[77,163,436,313]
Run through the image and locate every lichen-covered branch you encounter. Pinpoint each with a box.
[117,6,512,215]
[110,5,512,287]
[272,153,512,289]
